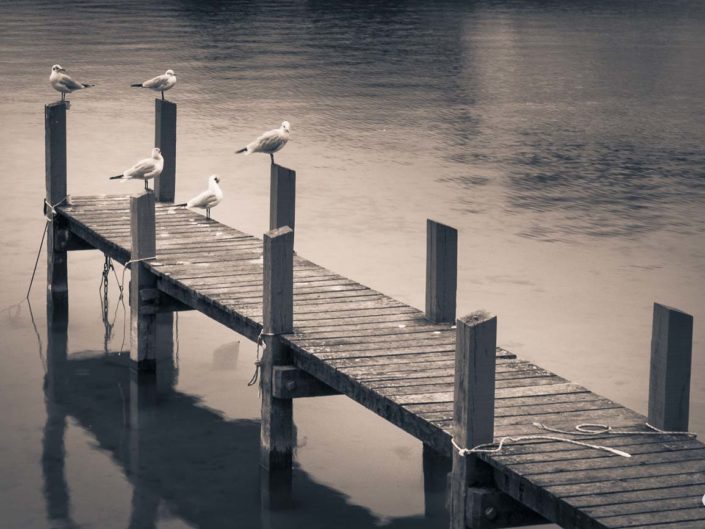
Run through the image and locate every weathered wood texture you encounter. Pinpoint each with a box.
[270,164,296,234]
[648,303,693,431]
[55,195,705,529]
[261,226,295,475]
[426,219,457,323]
[451,312,497,529]
[130,193,158,368]
[154,99,176,203]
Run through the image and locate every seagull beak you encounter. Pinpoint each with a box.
[59,68,66,72]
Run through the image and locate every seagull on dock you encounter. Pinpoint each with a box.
[176,175,223,219]
[235,121,290,163]
[109,148,163,191]
[131,69,176,100]
[50,64,94,101]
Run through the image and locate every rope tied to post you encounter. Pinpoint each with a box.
[451,421,698,459]
[43,197,67,222]
[247,330,276,387]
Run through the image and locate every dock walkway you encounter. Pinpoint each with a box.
[43,100,704,529]
[55,194,705,529]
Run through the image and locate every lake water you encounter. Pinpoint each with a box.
[1,0,704,527]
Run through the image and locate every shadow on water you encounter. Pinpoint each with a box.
[42,309,449,529]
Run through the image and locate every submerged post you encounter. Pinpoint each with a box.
[45,101,69,397]
[130,192,158,370]
[648,303,693,431]
[270,164,296,236]
[154,99,176,203]
[261,225,295,507]
[426,219,457,323]
[450,311,496,529]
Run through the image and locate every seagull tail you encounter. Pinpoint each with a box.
[235,147,248,154]
[109,175,123,180]
[175,203,187,207]
[82,83,95,88]
[130,83,143,88]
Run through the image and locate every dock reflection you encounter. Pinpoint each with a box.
[42,316,447,528]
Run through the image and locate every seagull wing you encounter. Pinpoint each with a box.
[124,158,156,178]
[250,129,287,154]
[142,74,169,90]
[187,189,216,209]
[57,72,85,91]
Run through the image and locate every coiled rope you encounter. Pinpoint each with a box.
[452,422,698,459]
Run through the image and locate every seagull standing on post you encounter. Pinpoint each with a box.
[49,64,94,101]
[131,69,177,100]
[109,148,164,191]
[235,121,290,164]
[177,175,224,220]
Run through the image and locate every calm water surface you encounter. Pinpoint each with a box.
[1,1,704,527]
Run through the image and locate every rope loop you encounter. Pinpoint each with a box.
[43,197,67,222]
[247,330,276,388]
[452,421,698,459]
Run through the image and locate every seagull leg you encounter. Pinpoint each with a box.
[144,180,149,191]
[161,91,164,101]
[61,92,65,102]
[206,208,211,220]
[270,153,274,164]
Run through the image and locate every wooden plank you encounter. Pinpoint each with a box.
[154,99,176,202]
[426,219,457,323]
[598,506,705,527]
[648,303,694,431]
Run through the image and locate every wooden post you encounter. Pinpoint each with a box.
[648,303,694,431]
[270,164,296,235]
[450,311,496,529]
[45,101,69,399]
[130,192,158,370]
[154,99,176,203]
[426,219,457,323]
[261,226,294,507]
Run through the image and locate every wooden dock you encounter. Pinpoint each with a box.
[43,100,705,529]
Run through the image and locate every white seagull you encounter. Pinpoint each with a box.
[177,175,223,219]
[131,69,177,100]
[235,121,290,163]
[50,64,94,101]
[109,148,164,191]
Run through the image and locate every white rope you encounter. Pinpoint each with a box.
[43,197,67,222]
[247,330,276,387]
[124,256,157,269]
[451,422,698,459]
[534,421,697,438]
[451,434,632,458]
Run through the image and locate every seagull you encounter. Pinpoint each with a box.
[235,121,290,163]
[131,69,176,100]
[109,148,164,191]
[49,65,94,101]
[176,175,223,219]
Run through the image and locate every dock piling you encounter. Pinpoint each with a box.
[45,101,69,401]
[261,225,295,507]
[450,311,496,529]
[130,192,158,370]
[426,219,457,323]
[270,164,296,236]
[154,99,176,203]
[648,303,694,431]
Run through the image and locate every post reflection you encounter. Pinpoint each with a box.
[43,305,446,529]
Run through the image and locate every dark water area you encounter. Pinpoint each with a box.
[1,0,704,527]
